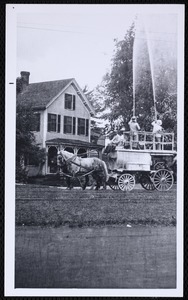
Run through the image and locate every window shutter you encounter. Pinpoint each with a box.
[86,119,89,136]
[58,115,61,133]
[73,95,76,110]
[47,114,50,132]
[73,117,76,135]
[78,118,80,135]
[64,94,67,109]
[64,116,67,134]
[55,115,57,132]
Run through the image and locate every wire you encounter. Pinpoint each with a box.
[17,25,91,35]
[18,25,177,43]
[134,36,176,43]
[17,25,120,40]
[18,21,102,32]
[135,29,177,36]
[18,22,177,36]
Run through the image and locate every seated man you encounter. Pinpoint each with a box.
[104,130,123,154]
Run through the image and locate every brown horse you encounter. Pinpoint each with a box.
[57,150,109,190]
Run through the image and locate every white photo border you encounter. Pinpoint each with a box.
[5,3,184,297]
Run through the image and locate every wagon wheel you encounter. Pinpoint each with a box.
[140,174,155,191]
[108,176,120,190]
[153,169,174,191]
[118,173,135,191]
[109,184,120,190]
[154,161,166,170]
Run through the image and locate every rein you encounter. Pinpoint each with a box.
[59,169,95,178]
[59,152,93,172]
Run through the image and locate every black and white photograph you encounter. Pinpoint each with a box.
[5,4,184,297]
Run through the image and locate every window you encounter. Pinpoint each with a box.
[64,116,76,134]
[48,113,61,132]
[65,93,76,110]
[31,113,40,132]
[78,118,89,136]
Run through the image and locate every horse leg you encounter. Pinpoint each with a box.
[77,177,84,190]
[66,177,72,190]
[89,180,96,190]
[95,176,101,190]
[102,180,106,190]
[82,175,89,190]
[91,173,99,190]
[95,180,101,190]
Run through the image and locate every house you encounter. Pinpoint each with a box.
[17,71,104,175]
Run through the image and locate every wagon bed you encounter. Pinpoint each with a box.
[105,131,176,192]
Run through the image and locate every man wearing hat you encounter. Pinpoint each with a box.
[103,129,123,154]
[128,116,140,142]
[151,119,163,150]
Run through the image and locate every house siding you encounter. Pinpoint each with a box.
[18,76,99,176]
[34,111,44,145]
[45,85,90,142]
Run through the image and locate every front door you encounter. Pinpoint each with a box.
[48,146,58,173]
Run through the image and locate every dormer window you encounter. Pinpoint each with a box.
[65,93,76,110]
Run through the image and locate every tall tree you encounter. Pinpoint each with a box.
[101,22,136,131]
[97,21,177,135]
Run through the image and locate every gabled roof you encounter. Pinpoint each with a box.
[17,78,95,116]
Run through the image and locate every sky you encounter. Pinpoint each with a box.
[16,5,137,90]
[16,4,181,92]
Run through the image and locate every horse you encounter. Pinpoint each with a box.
[57,150,109,190]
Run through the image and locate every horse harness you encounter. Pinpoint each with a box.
[59,153,95,178]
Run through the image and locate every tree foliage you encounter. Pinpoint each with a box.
[91,21,177,136]
[16,91,46,182]
[100,22,136,131]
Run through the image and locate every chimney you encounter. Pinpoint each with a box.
[20,71,30,88]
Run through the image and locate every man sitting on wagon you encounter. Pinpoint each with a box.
[103,129,124,154]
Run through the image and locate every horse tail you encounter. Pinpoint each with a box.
[101,160,109,182]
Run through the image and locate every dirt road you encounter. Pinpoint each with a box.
[15,184,176,289]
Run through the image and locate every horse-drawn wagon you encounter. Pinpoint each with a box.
[105,131,176,192]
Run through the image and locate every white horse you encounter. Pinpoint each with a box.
[57,150,109,190]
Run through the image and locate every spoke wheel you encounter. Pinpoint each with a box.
[153,169,174,191]
[140,174,155,190]
[109,184,120,190]
[118,173,135,191]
